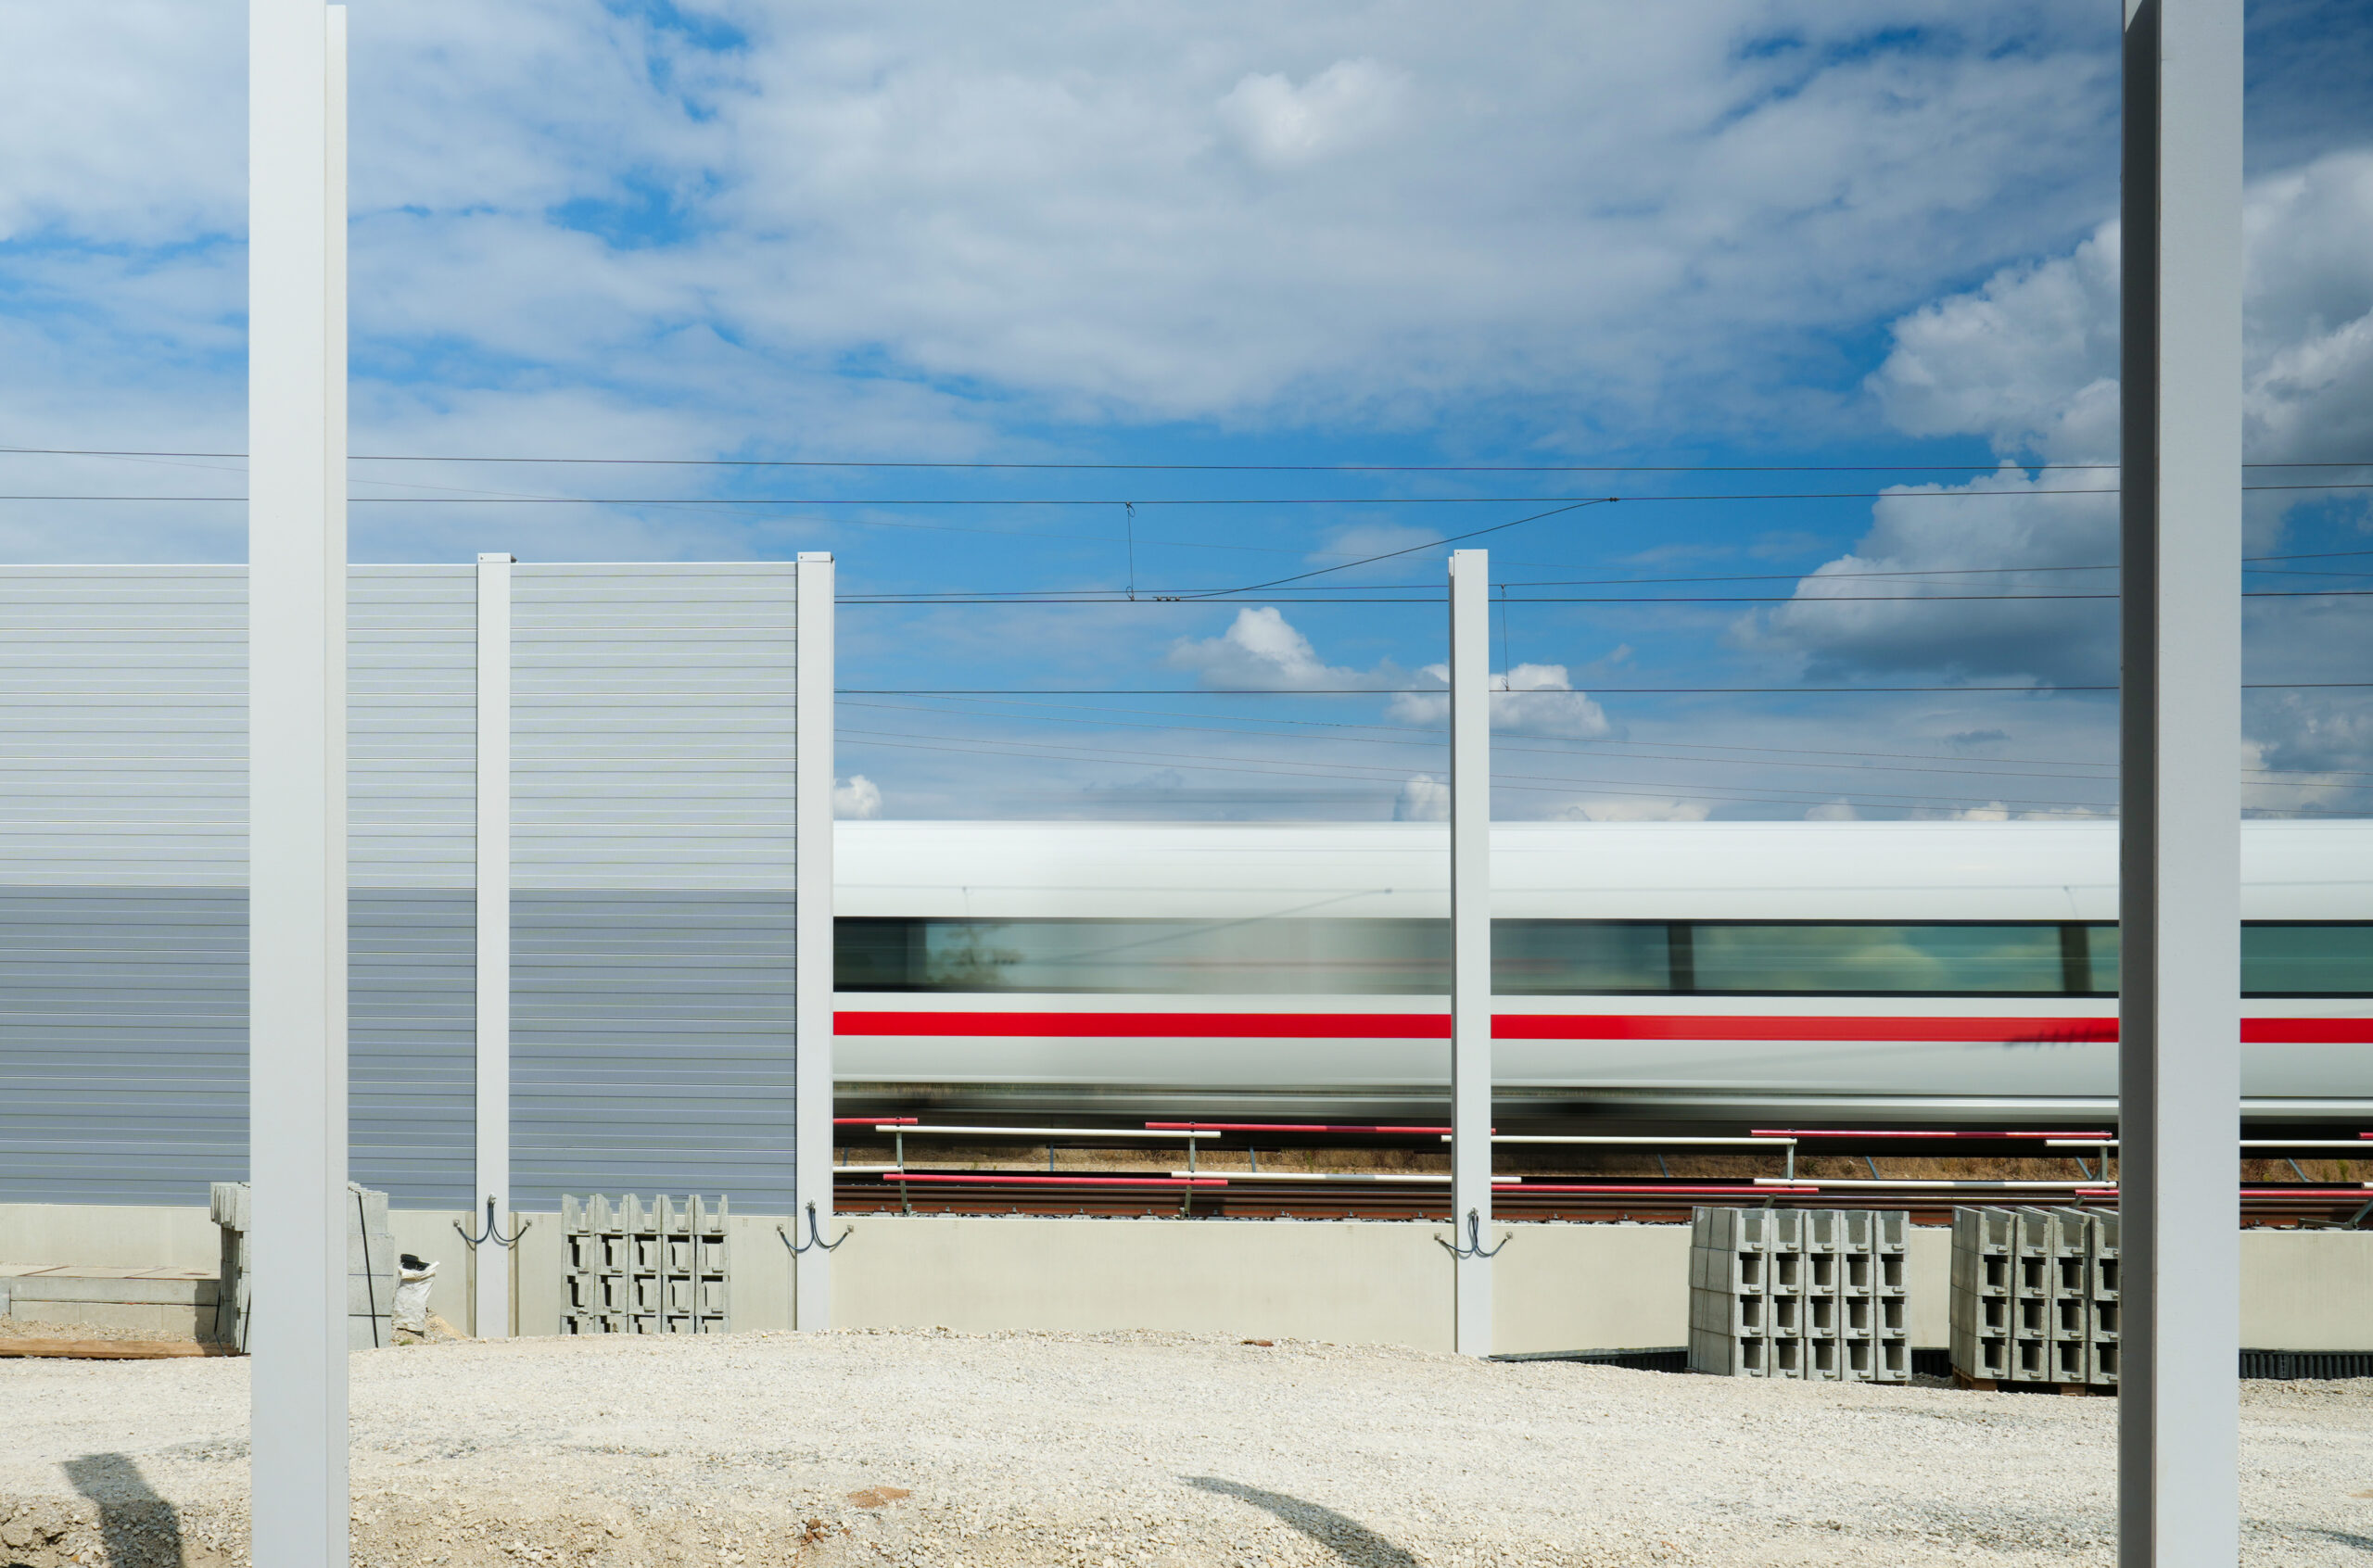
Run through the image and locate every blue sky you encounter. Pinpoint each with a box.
[3,2,2371,821]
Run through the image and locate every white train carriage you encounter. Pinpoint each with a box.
[833,819,2373,1123]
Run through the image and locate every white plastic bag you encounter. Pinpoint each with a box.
[393,1254,437,1334]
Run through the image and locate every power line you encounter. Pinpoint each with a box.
[845,691,2373,778]
[820,547,2373,601]
[841,696,2365,790]
[834,588,2373,605]
[6,442,2371,471]
[837,682,2373,694]
[835,727,2121,813]
[1186,497,1618,600]
[14,483,2369,504]
[836,727,2372,817]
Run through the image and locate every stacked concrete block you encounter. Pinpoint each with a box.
[1951,1207,2117,1388]
[1689,1208,1908,1382]
[209,1180,398,1351]
[562,1194,730,1335]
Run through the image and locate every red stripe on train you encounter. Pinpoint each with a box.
[834,1010,2373,1044]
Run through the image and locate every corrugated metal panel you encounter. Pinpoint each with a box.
[0,889,246,1205]
[350,891,474,1208]
[513,563,797,891]
[0,566,246,888]
[0,566,249,1204]
[512,891,796,1209]
[510,564,800,1209]
[0,562,803,1210]
[346,567,479,1206]
[351,565,475,890]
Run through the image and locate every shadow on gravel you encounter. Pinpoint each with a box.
[2309,1530,2373,1553]
[1186,1477,1417,1567]
[62,1453,182,1567]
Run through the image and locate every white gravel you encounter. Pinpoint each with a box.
[5,1328,2372,1567]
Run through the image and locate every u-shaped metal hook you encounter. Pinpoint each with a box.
[1437,1208,1510,1261]
[454,1195,531,1250]
[779,1201,853,1256]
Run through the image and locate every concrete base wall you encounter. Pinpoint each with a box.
[7,1203,2370,1354]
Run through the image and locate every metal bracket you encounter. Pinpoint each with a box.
[453,1195,530,1250]
[779,1201,853,1256]
[1436,1208,1510,1261]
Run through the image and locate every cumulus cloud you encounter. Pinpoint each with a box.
[0,1,2139,484]
[1804,800,1860,821]
[833,775,883,818]
[1167,606,1406,690]
[1758,147,2373,702]
[1870,149,2373,472]
[1388,662,1616,740]
[1394,774,1449,822]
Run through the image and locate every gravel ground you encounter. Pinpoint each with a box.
[5,1328,2372,1568]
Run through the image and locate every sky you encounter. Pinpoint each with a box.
[3,1,2371,823]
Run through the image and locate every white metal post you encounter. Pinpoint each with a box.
[793,553,837,1326]
[1448,549,1493,1356]
[2118,3,2242,1564]
[247,4,349,1564]
[474,553,514,1337]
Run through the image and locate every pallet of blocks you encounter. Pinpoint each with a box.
[1687,1207,1909,1381]
[561,1195,730,1335]
[1949,1206,2117,1391]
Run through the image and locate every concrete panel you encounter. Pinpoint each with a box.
[832,1215,1458,1351]
[7,1202,2372,1355]
[0,1203,217,1271]
[1908,1223,1951,1347]
[1494,1222,1688,1352]
[2241,1230,2373,1350]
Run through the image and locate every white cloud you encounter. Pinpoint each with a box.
[833,774,883,818]
[1216,58,1408,171]
[1762,147,2373,700]
[0,2,2134,469]
[1388,662,1615,739]
[1870,148,2373,471]
[1553,797,1714,823]
[1803,799,1860,821]
[1167,606,1404,690]
[1394,774,1449,822]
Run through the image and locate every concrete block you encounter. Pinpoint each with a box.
[1690,1286,1767,1338]
[1842,1253,1874,1296]
[1874,1337,1910,1383]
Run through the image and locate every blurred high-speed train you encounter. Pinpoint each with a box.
[833,820,2373,1124]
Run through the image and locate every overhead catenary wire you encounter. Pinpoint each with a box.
[6,441,2371,471]
[837,682,2373,694]
[834,697,2364,788]
[833,727,2368,817]
[12,483,2373,504]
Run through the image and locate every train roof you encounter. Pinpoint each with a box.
[836,818,2371,922]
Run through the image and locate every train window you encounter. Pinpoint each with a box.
[835,917,1450,993]
[2242,924,2373,996]
[1681,923,2071,994]
[838,918,2373,996]
[1491,920,1676,993]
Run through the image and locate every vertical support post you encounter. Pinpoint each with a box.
[2119,3,2242,1565]
[1448,548,1493,1357]
[474,552,514,1339]
[793,553,836,1327]
[247,4,348,1565]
